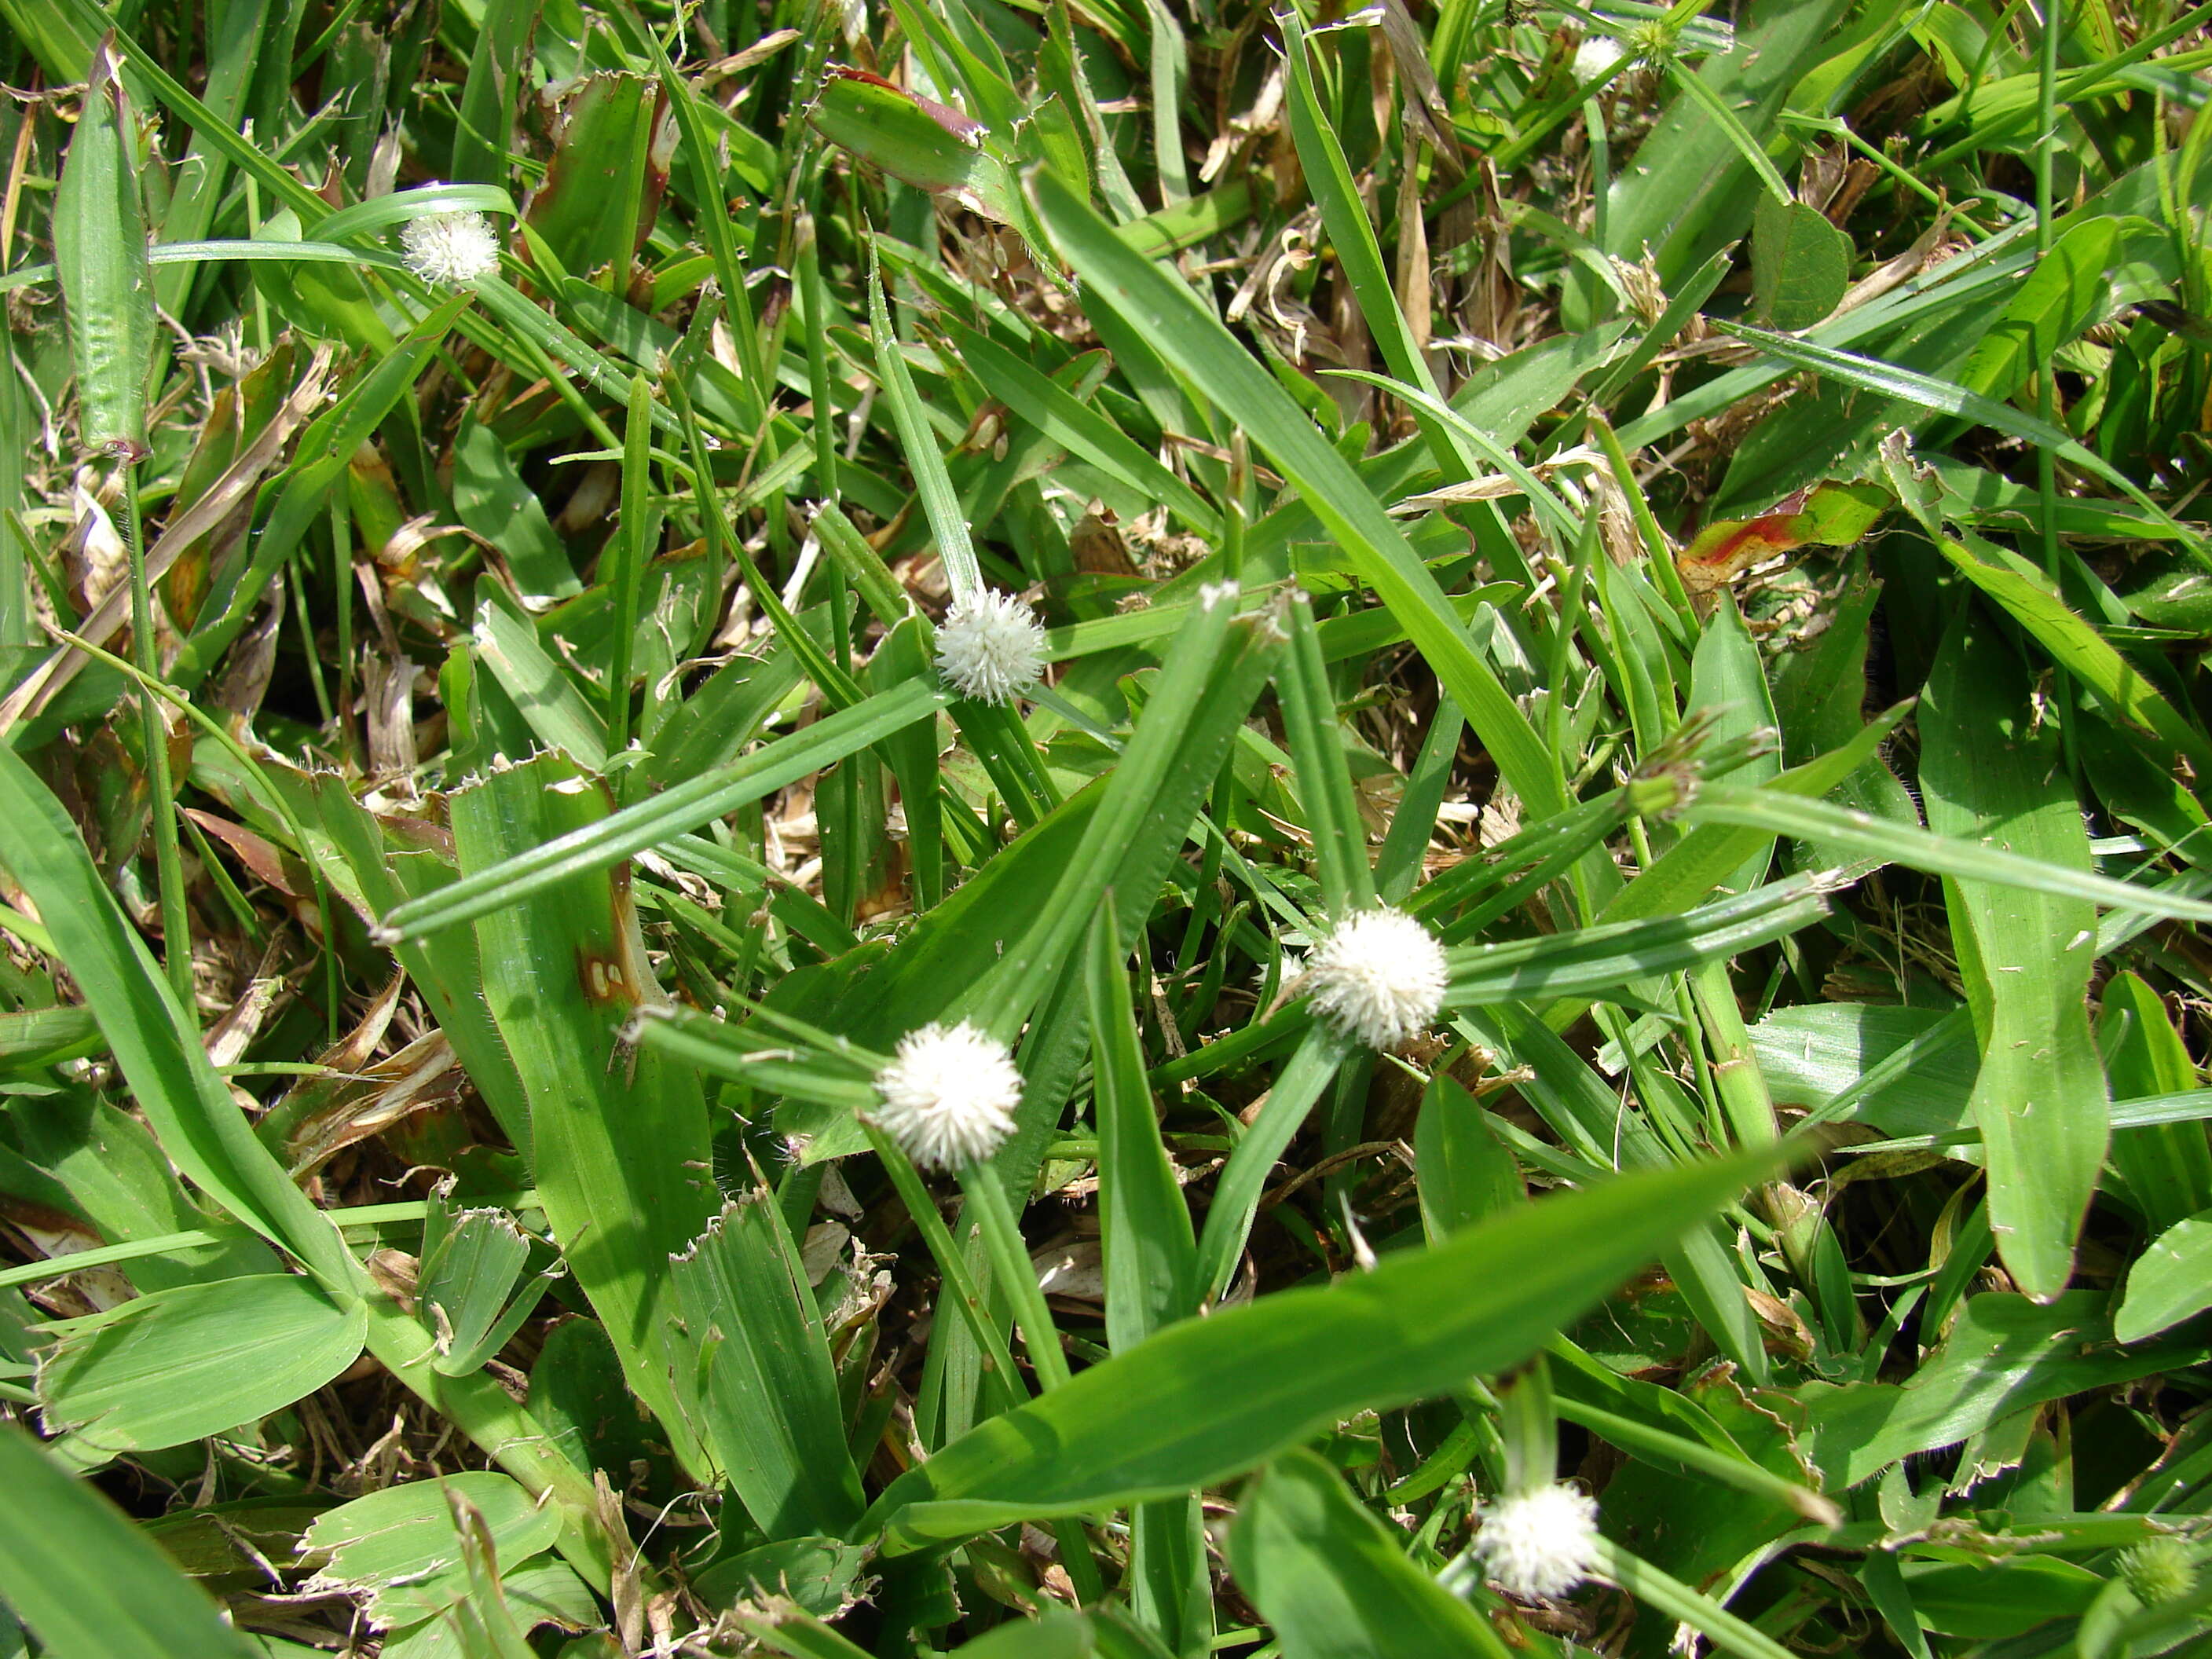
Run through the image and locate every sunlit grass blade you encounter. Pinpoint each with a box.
[378,679,944,941]
[1025,167,1566,821]
[449,752,716,1472]
[1684,784,2212,922]
[869,1150,1769,1546]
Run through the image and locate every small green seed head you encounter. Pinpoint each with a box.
[2121,1535,2197,1606]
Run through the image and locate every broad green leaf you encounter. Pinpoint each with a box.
[1088,901,1197,1352]
[1921,613,2107,1301]
[1953,216,2119,406]
[2,1081,272,1293]
[1584,0,1855,313]
[1801,1294,2196,1487]
[669,1196,866,1539]
[2115,1211,2212,1344]
[37,1274,366,1461]
[451,415,580,602]
[810,68,987,195]
[942,1605,1110,1659]
[867,1150,1766,1546]
[1675,481,1890,595]
[1415,1075,1524,1242]
[300,1474,562,1629]
[690,1536,870,1620]
[416,1196,554,1379]
[0,1427,260,1659]
[450,753,716,1474]
[1904,1554,2104,1639]
[1748,1002,1976,1140]
[1228,1450,1514,1659]
[470,584,609,770]
[2100,972,2212,1236]
[53,38,154,458]
[1750,196,1851,331]
[522,72,666,288]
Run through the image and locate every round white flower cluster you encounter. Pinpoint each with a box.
[870,1021,1022,1170]
[936,591,1047,705]
[1473,1482,1603,1599]
[1573,34,1626,80]
[399,209,502,287]
[1305,907,1448,1049]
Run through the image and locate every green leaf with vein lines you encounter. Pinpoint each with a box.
[1919,612,2106,1301]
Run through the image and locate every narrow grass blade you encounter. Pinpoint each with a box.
[1026,168,1566,820]
[1276,592,1374,917]
[868,251,980,605]
[0,745,354,1285]
[1715,319,2203,547]
[1193,1025,1350,1309]
[1684,785,2212,923]
[2100,972,2212,1236]
[379,679,944,941]
[868,1150,1768,1546]
[1441,874,1832,1007]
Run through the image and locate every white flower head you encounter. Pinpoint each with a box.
[1474,1482,1602,1600]
[1573,33,1626,79]
[936,590,1047,705]
[1306,907,1448,1049]
[399,209,502,287]
[870,1021,1022,1170]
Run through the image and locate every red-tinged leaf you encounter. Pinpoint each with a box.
[1678,481,1891,594]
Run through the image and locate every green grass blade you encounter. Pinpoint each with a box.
[1716,319,2203,550]
[671,1195,868,1538]
[450,752,716,1473]
[1088,898,1198,1352]
[0,1427,262,1659]
[1919,612,2106,1302]
[53,38,153,459]
[1276,592,1374,917]
[378,678,944,941]
[867,1150,1769,1545]
[1229,1450,1516,1659]
[0,745,355,1285]
[37,1274,366,1463]
[1685,784,2212,923]
[1025,168,1566,820]
[868,250,982,606]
